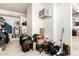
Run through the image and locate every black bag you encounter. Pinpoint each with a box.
[44,42,54,54]
[20,34,29,46]
[4,32,10,44]
[22,45,30,52]
[72,29,77,36]
[63,43,70,55]
[50,45,60,55]
[0,32,10,44]
[33,34,39,42]
[20,34,33,52]
[48,42,60,55]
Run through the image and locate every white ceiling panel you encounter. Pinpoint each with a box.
[0,3,30,14]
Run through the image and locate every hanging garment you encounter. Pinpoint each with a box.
[4,22,12,33]
[21,26,27,34]
[14,26,20,36]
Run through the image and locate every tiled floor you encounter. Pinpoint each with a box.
[71,36,79,56]
[1,36,78,56]
[0,38,48,56]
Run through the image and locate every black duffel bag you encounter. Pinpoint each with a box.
[47,42,60,55]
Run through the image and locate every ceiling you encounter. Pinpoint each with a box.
[72,4,79,17]
[0,3,30,14]
[76,3,79,8]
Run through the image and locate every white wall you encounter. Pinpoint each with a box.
[53,3,71,46]
[31,3,54,42]
[27,4,32,36]
[26,3,44,36]
[42,3,53,41]
[32,3,43,35]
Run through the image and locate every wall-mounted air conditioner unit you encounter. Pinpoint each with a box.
[39,8,52,19]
